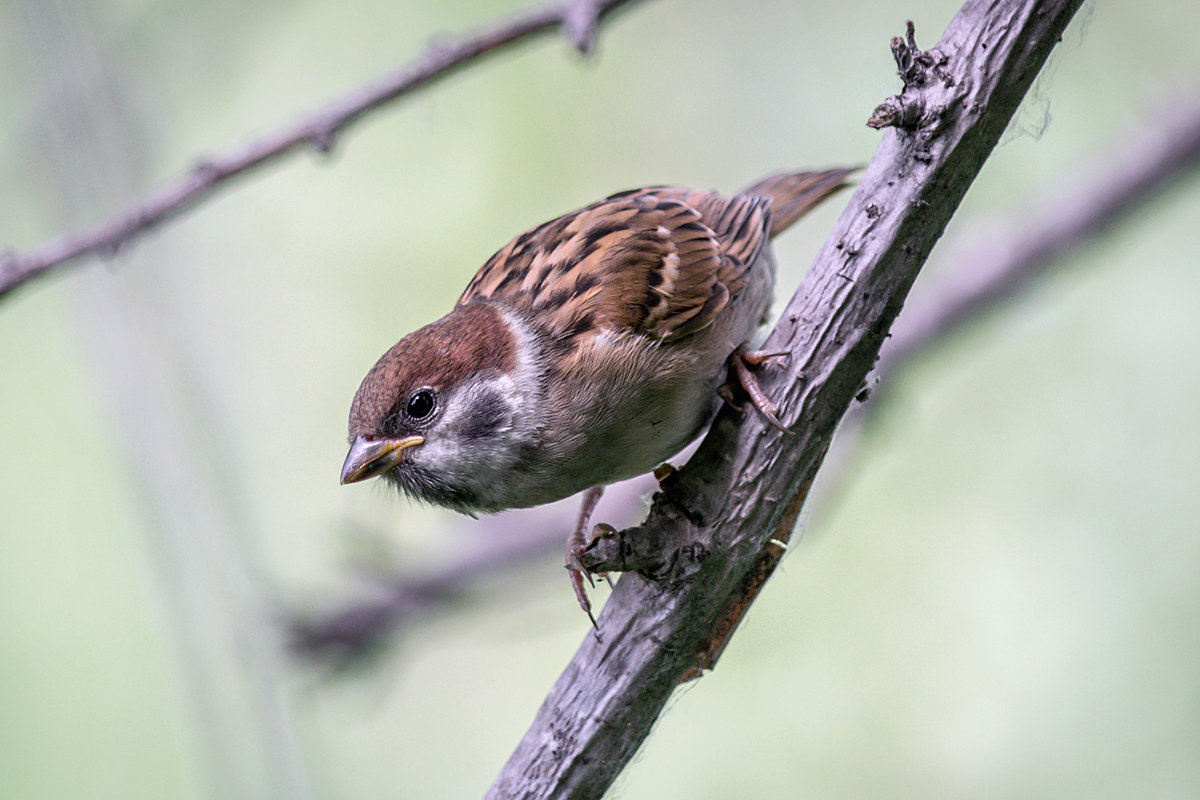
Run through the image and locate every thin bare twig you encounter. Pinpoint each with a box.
[0,0,645,301]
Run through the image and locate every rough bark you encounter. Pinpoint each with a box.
[487,1,1086,798]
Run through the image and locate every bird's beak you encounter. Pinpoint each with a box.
[340,434,424,485]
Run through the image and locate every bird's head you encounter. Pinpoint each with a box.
[340,303,540,513]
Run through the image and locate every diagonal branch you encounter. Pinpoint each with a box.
[0,0,646,302]
[488,1,1086,798]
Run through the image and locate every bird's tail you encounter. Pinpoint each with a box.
[743,167,857,237]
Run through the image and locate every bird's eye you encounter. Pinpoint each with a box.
[405,388,436,420]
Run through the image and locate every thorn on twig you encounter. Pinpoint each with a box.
[309,127,339,154]
[868,20,953,131]
[868,95,925,130]
[855,377,874,403]
[561,0,602,56]
[892,21,952,89]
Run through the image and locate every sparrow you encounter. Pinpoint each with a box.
[341,168,851,623]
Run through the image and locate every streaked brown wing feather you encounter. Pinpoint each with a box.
[459,187,770,343]
[670,188,771,279]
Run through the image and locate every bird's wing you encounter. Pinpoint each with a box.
[458,186,769,344]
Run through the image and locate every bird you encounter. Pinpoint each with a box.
[340,168,851,624]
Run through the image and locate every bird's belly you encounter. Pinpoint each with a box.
[589,390,716,483]
[521,361,723,504]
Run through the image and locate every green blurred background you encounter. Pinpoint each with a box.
[2,0,1198,797]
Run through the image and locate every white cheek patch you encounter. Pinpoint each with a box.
[407,307,546,492]
[499,307,544,397]
[415,371,527,476]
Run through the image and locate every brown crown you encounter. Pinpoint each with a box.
[348,302,516,436]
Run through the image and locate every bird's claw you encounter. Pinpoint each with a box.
[566,561,599,630]
[725,346,793,433]
[652,462,679,492]
[566,487,606,631]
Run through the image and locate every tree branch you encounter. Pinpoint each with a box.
[487,2,1085,798]
[0,0,645,302]
[289,522,561,668]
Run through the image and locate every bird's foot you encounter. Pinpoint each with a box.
[565,486,612,632]
[721,346,792,433]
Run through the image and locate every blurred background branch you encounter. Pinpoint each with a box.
[880,94,1200,375]
[3,0,646,796]
[0,0,645,301]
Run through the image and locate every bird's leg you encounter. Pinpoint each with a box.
[724,345,792,433]
[566,486,606,629]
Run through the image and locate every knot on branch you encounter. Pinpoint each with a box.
[579,494,710,582]
[308,127,339,154]
[561,0,602,55]
[868,20,954,131]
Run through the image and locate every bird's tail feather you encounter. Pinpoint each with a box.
[743,167,857,237]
